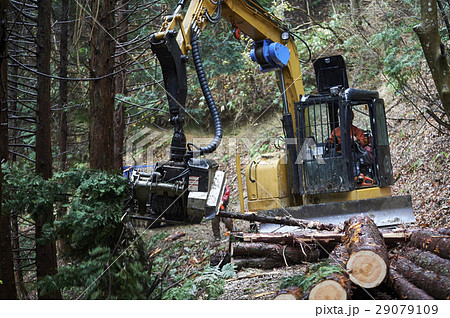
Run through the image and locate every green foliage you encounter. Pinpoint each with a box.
[55,169,130,258]
[3,165,155,299]
[162,263,236,300]
[2,164,59,222]
[369,25,423,91]
[38,246,153,299]
[280,261,344,292]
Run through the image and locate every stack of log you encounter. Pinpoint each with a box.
[218,210,449,300]
[387,230,450,300]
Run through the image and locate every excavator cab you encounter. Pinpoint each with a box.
[296,55,394,197]
[297,87,393,196]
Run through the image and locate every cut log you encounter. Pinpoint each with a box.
[387,267,434,300]
[218,210,335,231]
[273,287,302,300]
[307,244,352,300]
[231,232,297,245]
[231,257,288,270]
[400,247,450,277]
[231,230,414,246]
[392,256,450,300]
[231,242,320,265]
[409,230,450,260]
[343,215,389,288]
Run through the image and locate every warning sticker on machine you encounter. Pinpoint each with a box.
[188,176,199,192]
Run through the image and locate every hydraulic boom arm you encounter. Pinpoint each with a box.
[151,0,305,162]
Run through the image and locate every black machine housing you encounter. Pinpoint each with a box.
[293,55,394,197]
[132,158,219,225]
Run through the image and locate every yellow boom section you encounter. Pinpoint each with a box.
[173,0,304,132]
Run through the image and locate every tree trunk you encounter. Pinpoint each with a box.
[387,267,434,300]
[350,0,361,27]
[400,247,450,277]
[218,210,335,231]
[231,242,320,265]
[414,0,450,121]
[343,215,389,288]
[114,0,128,171]
[392,256,450,300]
[306,244,352,300]
[35,0,61,299]
[58,0,69,172]
[409,229,450,260]
[89,0,115,171]
[0,0,17,299]
[10,211,27,299]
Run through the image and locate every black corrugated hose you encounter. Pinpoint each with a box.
[189,30,222,157]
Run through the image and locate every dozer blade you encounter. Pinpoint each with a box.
[258,195,415,232]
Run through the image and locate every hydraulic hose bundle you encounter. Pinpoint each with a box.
[189,30,223,157]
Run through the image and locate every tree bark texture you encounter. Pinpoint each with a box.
[392,256,450,300]
[11,212,27,299]
[114,0,128,171]
[231,257,295,270]
[89,0,115,171]
[306,244,352,300]
[414,0,450,120]
[273,287,302,300]
[58,0,69,172]
[387,267,434,300]
[218,210,335,231]
[231,242,320,265]
[0,0,17,299]
[409,229,450,260]
[343,215,389,288]
[231,230,412,251]
[400,247,450,277]
[35,0,61,300]
[231,232,340,254]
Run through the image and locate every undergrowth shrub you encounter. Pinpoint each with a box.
[3,164,234,299]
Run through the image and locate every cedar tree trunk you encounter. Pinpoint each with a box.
[35,0,61,299]
[58,0,69,171]
[89,0,115,170]
[0,0,17,299]
[114,0,128,171]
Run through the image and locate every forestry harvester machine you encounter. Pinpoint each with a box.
[129,0,415,227]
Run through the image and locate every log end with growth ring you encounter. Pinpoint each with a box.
[309,280,347,300]
[347,250,387,288]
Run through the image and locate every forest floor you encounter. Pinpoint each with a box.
[132,85,449,299]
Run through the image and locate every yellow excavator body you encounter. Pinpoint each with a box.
[139,0,415,227]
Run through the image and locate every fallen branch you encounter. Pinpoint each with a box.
[165,231,186,241]
[217,210,335,231]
